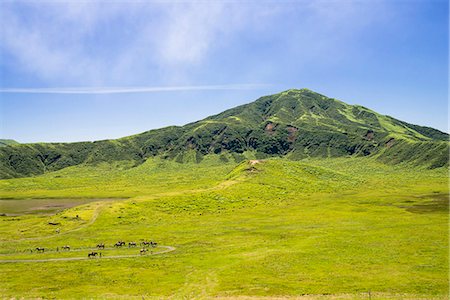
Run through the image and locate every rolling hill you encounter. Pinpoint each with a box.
[0,88,448,179]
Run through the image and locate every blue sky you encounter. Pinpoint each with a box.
[0,0,448,143]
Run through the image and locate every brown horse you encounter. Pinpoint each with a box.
[140,248,148,255]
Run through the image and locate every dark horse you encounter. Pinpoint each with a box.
[141,241,157,247]
[62,245,70,251]
[114,241,125,247]
[88,251,98,258]
[128,242,137,247]
[96,243,105,249]
[140,248,148,255]
[35,247,45,253]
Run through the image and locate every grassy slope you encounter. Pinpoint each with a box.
[0,156,236,199]
[0,139,19,147]
[0,157,448,299]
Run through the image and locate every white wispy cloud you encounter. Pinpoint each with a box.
[0,2,272,85]
[0,1,393,86]
[0,84,271,94]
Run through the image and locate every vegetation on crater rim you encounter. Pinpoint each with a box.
[1,89,448,179]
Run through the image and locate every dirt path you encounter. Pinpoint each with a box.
[0,245,175,263]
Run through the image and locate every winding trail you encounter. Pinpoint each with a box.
[0,245,175,263]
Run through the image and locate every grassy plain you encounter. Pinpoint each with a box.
[0,157,448,299]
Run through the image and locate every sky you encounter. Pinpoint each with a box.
[0,0,448,143]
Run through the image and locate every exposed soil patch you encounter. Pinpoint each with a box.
[0,198,127,216]
[249,160,263,166]
[364,130,374,141]
[265,122,276,135]
[385,138,395,148]
[287,126,299,142]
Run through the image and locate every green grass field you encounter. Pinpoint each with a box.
[0,157,448,299]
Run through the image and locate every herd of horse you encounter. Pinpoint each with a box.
[31,240,158,257]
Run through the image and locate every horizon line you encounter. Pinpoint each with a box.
[0,84,272,95]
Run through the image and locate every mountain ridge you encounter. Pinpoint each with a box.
[1,88,448,178]
[0,139,19,147]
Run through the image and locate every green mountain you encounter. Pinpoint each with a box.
[0,88,448,178]
[0,139,19,147]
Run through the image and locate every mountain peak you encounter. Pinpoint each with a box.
[284,87,313,93]
[0,89,448,178]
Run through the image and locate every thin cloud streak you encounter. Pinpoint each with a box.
[0,84,272,94]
